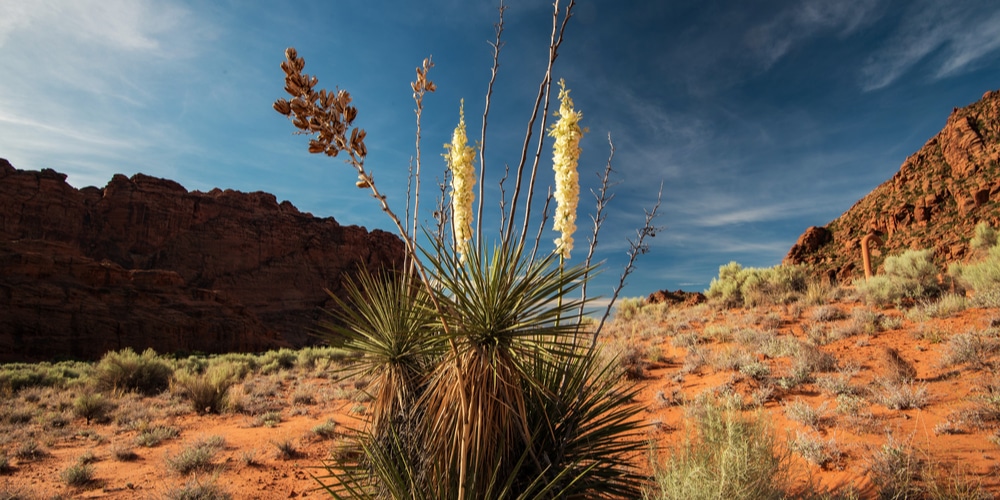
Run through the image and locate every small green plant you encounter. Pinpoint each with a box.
[73,393,114,424]
[166,436,225,475]
[60,462,94,487]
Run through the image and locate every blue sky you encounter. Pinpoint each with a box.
[2,0,1000,301]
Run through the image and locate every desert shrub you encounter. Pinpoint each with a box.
[784,399,829,430]
[0,361,88,395]
[273,439,299,460]
[811,305,847,322]
[92,348,173,396]
[790,430,841,468]
[942,332,999,368]
[877,381,928,410]
[165,477,232,500]
[970,222,998,253]
[706,262,807,308]
[312,419,337,440]
[171,364,239,415]
[167,436,225,475]
[135,425,179,447]
[868,438,923,499]
[951,252,1000,294]
[906,293,968,321]
[855,249,940,306]
[649,402,789,499]
[60,462,94,487]
[613,296,646,321]
[258,348,298,374]
[0,451,9,473]
[617,343,649,380]
[73,393,114,424]
[13,439,45,461]
[111,443,139,461]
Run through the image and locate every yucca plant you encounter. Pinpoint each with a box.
[278,2,659,498]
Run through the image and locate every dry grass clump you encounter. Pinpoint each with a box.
[167,436,226,475]
[648,402,790,499]
[165,477,233,500]
[790,430,842,468]
[171,364,240,415]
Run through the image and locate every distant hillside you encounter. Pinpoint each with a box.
[0,160,405,362]
[785,90,1000,282]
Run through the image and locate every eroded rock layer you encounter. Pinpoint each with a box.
[0,160,405,361]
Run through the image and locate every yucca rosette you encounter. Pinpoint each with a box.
[444,100,476,259]
[548,80,583,259]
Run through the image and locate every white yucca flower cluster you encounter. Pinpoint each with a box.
[444,100,477,260]
[548,79,584,259]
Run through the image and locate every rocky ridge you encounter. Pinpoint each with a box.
[785,90,1000,282]
[0,159,405,362]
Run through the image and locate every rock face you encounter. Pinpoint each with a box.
[0,160,405,362]
[784,90,1000,282]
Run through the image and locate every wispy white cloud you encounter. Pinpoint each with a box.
[0,0,215,184]
[745,0,883,69]
[861,1,1000,91]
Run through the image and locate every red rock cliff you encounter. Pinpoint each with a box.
[784,90,1000,282]
[0,160,405,362]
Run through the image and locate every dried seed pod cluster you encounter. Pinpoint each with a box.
[274,47,367,159]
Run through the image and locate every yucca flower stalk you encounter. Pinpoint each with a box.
[444,100,477,261]
[548,79,583,260]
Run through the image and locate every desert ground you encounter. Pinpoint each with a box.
[1,286,999,499]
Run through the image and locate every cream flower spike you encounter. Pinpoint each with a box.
[444,99,476,261]
[548,79,584,259]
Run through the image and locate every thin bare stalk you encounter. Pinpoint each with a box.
[518,0,575,249]
[529,188,552,266]
[477,2,506,247]
[503,0,576,248]
[589,182,663,356]
[498,163,510,233]
[577,134,618,328]
[434,168,452,247]
[412,57,435,247]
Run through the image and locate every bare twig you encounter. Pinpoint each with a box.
[589,182,664,356]
[577,134,618,324]
[434,168,452,248]
[504,0,576,248]
[477,2,506,246]
[498,163,510,232]
[529,188,553,266]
